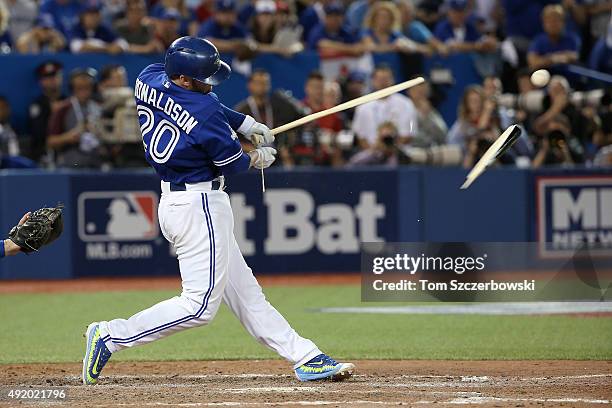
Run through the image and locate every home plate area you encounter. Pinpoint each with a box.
[2,360,611,407]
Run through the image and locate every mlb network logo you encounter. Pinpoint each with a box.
[537,176,612,257]
[78,191,159,242]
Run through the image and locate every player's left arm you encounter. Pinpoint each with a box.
[221,104,274,147]
[201,108,277,175]
[200,108,259,175]
[6,206,63,255]
[1,213,29,258]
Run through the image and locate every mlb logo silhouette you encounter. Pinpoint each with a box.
[78,191,159,242]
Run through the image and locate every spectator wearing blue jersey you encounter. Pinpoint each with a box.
[502,0,548,49]
[560,0,587,34]
[299,0,327,41]
[197,0,248,53]
[433,0,497,54]
[361,2,432,56]
[237,0,256,25]
[503,0,585,59]
[39,0,81,36]
[397,0,447,55]
[150,0,198,37]
[307,2,364,58]
[69,1,128,54]
[527,5,580,71]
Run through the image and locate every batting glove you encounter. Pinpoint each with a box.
[244,122,274,147]
[248,147,277,169]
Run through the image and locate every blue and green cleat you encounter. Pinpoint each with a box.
[294,354,355,381]
[82,322,112,385]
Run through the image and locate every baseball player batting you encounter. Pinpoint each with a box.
[82,37,355,385]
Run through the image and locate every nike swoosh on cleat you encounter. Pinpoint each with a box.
[308,361,325,366]
[91,349,102,376]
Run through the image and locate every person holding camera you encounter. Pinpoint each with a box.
[348,122,404,166]
[448,85,500,149]
[532,113,583,167]
[533,75,587,143]
[15,14,66,54]
[462,128,514,169]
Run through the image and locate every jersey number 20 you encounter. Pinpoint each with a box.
[137,105,180,164]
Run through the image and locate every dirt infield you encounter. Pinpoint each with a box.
[1,360,610,407]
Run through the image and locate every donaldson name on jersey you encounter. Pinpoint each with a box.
[134,63,252,184]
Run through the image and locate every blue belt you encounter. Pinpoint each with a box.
[169,180,223,191]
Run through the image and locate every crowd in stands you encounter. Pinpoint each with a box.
[0,0,610,169]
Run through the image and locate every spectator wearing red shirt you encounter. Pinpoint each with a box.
[302,71,343,132]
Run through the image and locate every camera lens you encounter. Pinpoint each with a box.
[382,135,394,146]
[547,130,566,144]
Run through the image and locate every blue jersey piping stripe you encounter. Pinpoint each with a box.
[213,149,243,166]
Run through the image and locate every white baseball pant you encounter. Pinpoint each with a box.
[98,181,322,368]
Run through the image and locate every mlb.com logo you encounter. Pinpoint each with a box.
[537,176,612,257]
[78,191,159,242]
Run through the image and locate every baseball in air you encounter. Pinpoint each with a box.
[530,69,551,87]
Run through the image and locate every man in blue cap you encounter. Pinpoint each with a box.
[197,0,248,53]
[39,0,81,36]
[527,5,580,71]
[433,0,497,54]
[307,1,364,57]
[153,8,182,49]
[69,0,128,54]
[81,36,356,386]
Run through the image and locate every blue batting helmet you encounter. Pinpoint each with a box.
[164,37,231,86]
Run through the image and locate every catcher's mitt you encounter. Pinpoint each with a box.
[8,204,64,253]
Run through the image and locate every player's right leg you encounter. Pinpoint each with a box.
[221,234,355,381]
[83,190,232,385]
